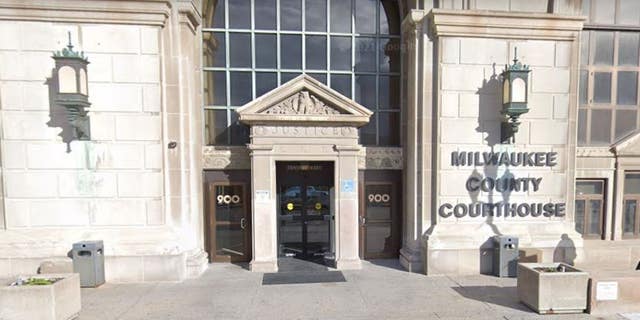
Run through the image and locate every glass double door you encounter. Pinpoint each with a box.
[277,162,334,262]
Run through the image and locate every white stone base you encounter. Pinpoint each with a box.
[185,249,209,279]
[0,228,208,282]
[399,247,423,273]
[422,222,584,275]
[335,258,362,270]
[250,260,278,273]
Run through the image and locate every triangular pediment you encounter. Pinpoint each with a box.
[612,131,640,156]
[237,75,372,127]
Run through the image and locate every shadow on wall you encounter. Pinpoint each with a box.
[472,64,517,274]
[470,64,509,236]
[553,233,577,266]
[45,73,80,152]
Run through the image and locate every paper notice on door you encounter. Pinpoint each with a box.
[596,281,618,301]
[255,190,270,202]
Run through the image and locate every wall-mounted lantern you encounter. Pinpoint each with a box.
[501,48,530,144]
[51,32,91,151]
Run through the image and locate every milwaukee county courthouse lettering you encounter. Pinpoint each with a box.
[0,0,639,281]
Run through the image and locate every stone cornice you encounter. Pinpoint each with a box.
[0,0,171,26]
[428,9,585,41]
[176,0,201,32]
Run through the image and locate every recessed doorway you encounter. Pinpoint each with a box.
[276,161,335,267]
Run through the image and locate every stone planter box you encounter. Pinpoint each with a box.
[517,263,589,314]
[0,273,81,320]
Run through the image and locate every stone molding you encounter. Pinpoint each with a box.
[577,146,615,158]
[264,91,342,115]
[0,0,172,26]
[202,146,404,170]
[401,9,428,35]
[612,131,640,157]
[177,0,202,33]
[428,9,585,40]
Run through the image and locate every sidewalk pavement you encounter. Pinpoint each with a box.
[79,260,634,320]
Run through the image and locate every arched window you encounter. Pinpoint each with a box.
[202,0,402,146]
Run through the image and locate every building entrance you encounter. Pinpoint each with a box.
[276,162,334,265]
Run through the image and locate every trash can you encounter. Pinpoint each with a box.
[72,240,105,287]
[493,235,519,277]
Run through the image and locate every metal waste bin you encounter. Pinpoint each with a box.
[493,235,519,277]
[72,240,105,287]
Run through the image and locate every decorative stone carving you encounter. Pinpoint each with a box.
[263,91,342,115]
[202,146,250,169]
[202,146,403,170]
[359,147,403,170]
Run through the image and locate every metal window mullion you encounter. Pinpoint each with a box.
[375,0,380,146]
[327,0,332,88]
[325,0,330,81]
[612,31,619,142]
[350,0,355,104]
[301,0,306,72]
[224,0,231,145]
[251,0,256,101]
[276,0,281,84]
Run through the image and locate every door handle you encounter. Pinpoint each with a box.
[240,218,247,230]
[359,216,366,226]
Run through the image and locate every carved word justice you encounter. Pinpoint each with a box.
[438,151,566,219]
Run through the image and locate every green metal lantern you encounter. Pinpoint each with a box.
[501,48,530,144]
[52,32,91,150]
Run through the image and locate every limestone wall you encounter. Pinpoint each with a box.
[437,36,574,229]
[0,22,163,230]
[0,0,206,281]
[408,9,585,275]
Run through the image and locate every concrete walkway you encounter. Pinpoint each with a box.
[80,260,629,320]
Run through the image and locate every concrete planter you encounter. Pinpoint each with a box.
[517,263,589,314]
[0,273,81,320]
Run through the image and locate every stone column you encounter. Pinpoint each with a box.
[161,0,207,277]
[248,144,278,272]
[335,145,362,270]
[399,10,429,273]
[613,165,625,241]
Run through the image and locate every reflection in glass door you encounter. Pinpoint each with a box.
[208,184,251,262]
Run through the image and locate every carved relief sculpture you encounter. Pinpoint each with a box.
[264,90,342,115]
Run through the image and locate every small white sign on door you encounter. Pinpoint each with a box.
[255,190,270,202]
[596,281,618,301]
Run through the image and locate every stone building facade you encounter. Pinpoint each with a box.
[0,0,638,281]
